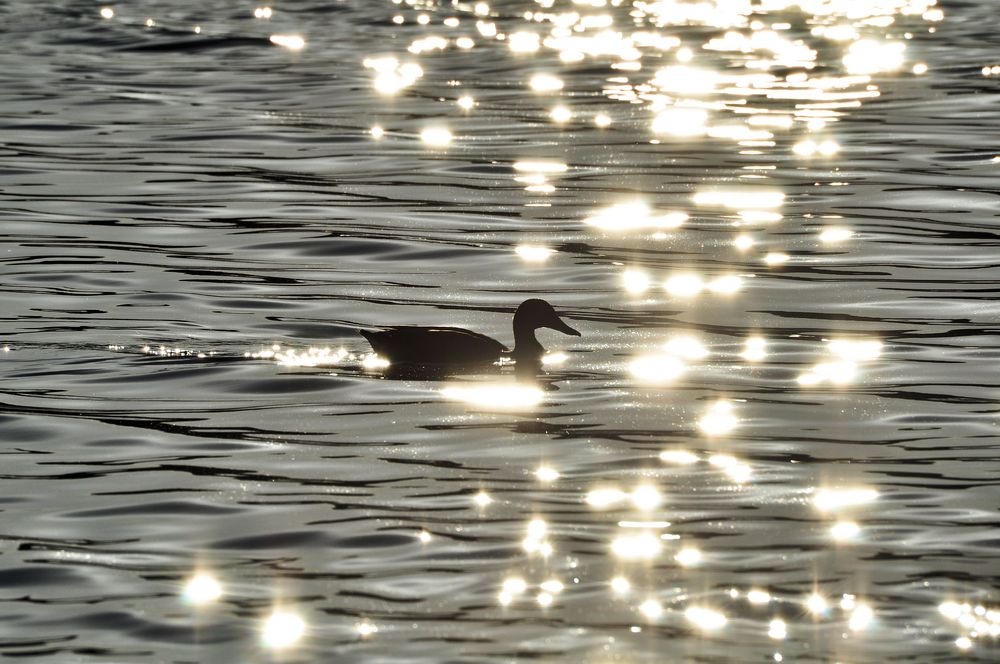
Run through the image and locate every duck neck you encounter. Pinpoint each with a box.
[512,324,543,360]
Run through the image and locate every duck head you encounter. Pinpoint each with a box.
[512,298,580,360]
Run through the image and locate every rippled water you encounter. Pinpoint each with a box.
[3,1,1000,661]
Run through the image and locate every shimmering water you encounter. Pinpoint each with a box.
[2,1,1000,661]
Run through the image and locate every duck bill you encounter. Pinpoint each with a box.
[551,318,581,336]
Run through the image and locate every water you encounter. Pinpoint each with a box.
[2,0,1000,661]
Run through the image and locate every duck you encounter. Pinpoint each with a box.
[359,299,580,367]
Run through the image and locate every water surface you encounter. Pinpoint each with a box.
[2,1,1000,662]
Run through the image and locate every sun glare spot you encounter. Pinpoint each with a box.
[535,466,560,482]
[629,354,686,384]
[421,127,453,147]
[664,273,704,297]
[182,573,222,605]
[675,547,701,566]
[586,488,629,509]
[831,520,861,541]
[270,34,305,50]
[807,593,828,615]
[697,400,737,436]
[652,107,708,136]
[812,488,878,511]
[515,245,554,262]
[639,599,663,620]
[659,449,699,465]
[261,610,306,649]
[531,73,564,92]
[819,227,853,243]
[685,606,728,630]
[741,336,766,361]
[623,269,651,294]
[611,576,631,594]
[611,532,662,560]
[848,603,874,631]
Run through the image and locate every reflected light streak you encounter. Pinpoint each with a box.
[513,160,567,173]
[631,485,662,510]
[652,107,708,136]
[660,449,699,465]
[541,352,567,366]
[739,210,783,224]
[421,127,453,147]
[828,339,882,361]
[843,40,905,75]
[707,274,743,294]
[653,66,718,94]
[819,227,853,243]
[586,488,628,508]
[695,190,785,210]
[356,621,378,637]
[663,335,708,360]
[629,354,685,384]
[685,606,728,630]
[812,488,878,512]
[709,454,752,483]
[611,532,662,560]
[768,619,787,640]
[277,346,348,367]
[361,355,390,370]
[531,73,564,92]
[698,400,737,436]
[516,245,555,262]
[442,384,544,409]
[584,202,687,232]
[270,34,305,50]
[509,31,541,53]
[664,273,703,297]
[611,577,631,594]
[550,106,573,123]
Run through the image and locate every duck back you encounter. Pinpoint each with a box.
[360,327,509,365]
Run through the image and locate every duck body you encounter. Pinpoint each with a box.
[360,327,509,365]
[359,299,580,368]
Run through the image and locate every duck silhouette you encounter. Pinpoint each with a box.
[359,299,580,369]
